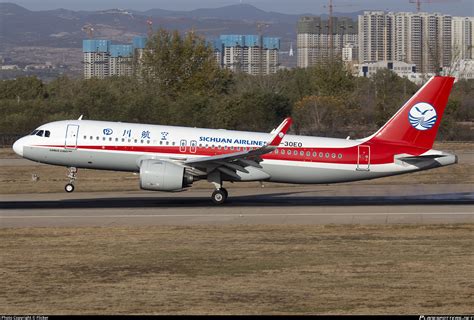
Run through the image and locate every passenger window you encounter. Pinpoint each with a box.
[338,153,343,159]
[300,151,304,156]
[90,136,93,140]
[325,153,330,158]
[293,150,298,155]
[102,137,106,141]
[109,137,112,141]
[313,152,317,157]
[115,138,118,142]
[319,152,323,158]
[306,151,310,156]
[45,131,50,138]
[96,137,99,140]
[84,136,87,139]
[275,149,279,155]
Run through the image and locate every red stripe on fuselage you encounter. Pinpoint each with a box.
[36,143,429,165]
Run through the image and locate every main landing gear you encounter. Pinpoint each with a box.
[65,167,77,193]
[208,170,228,205]
[211,188,228,205]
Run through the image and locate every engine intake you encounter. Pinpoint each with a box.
[139,159,192,191]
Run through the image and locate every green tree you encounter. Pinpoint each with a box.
[142,29,232,97]
[370,69,418,126]
[311,60,354,96]
[292,95,347,136]
[0,76,47,100]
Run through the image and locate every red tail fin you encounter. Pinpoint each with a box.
[369,76,454,150]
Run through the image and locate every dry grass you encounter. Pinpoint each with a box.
[0,142,472,194]
[0,224,472,314]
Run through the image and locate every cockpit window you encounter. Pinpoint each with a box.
[30,130,39,135]
[44,131,50,138]
[36,130,44,137]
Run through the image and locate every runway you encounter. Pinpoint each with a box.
[1,185,473,227]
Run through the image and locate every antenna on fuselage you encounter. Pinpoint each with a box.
[78,115,83,120]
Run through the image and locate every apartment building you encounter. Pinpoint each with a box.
[297,16,358,68]
[214,35,280,75]
[83,36,147,79]
[358,11,452,74]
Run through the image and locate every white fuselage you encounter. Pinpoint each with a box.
[13,120,456,185]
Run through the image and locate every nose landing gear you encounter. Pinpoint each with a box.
[65,167,77,193]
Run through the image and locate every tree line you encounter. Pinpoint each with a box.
[0,29,472,141]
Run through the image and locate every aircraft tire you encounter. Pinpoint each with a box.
[221,188,228,199]
[211,189,227,205]
[65,183,75,193]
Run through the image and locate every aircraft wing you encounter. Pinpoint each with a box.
[184,117,292,178]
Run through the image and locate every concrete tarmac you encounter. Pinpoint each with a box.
[0,185,473,227]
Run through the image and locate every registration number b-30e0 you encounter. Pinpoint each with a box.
[283,141,303,147]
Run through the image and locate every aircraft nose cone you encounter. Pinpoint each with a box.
[12,138,24,157]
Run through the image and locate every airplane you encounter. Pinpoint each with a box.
[12,76,457,204]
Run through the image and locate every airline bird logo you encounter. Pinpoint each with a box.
[408,102,437,131]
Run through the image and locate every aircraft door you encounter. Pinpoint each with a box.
[65,124,79,149]
[357,145,370,171]
[180,140,187,153]
[190,140,197,153]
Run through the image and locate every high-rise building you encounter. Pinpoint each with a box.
[83,40,111,79]
[297,16,358,68]
[214,35,280,75]
[395,12,452,74]
[359,11,452,74]
[358,11,394,63]
[452,16,474,60]
[109,45,133,77]
[83,36,147,79]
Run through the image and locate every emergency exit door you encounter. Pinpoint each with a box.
[357,145,370,171]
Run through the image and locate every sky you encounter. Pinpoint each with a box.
[7,0,474,16]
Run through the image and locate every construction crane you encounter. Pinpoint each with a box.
[323,0,357,60]
[146,18,153,38]
[82,24,94,39]
[256,22,269,75]
[409,0,458,13]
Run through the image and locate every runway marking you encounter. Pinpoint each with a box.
[1,212,473,219]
